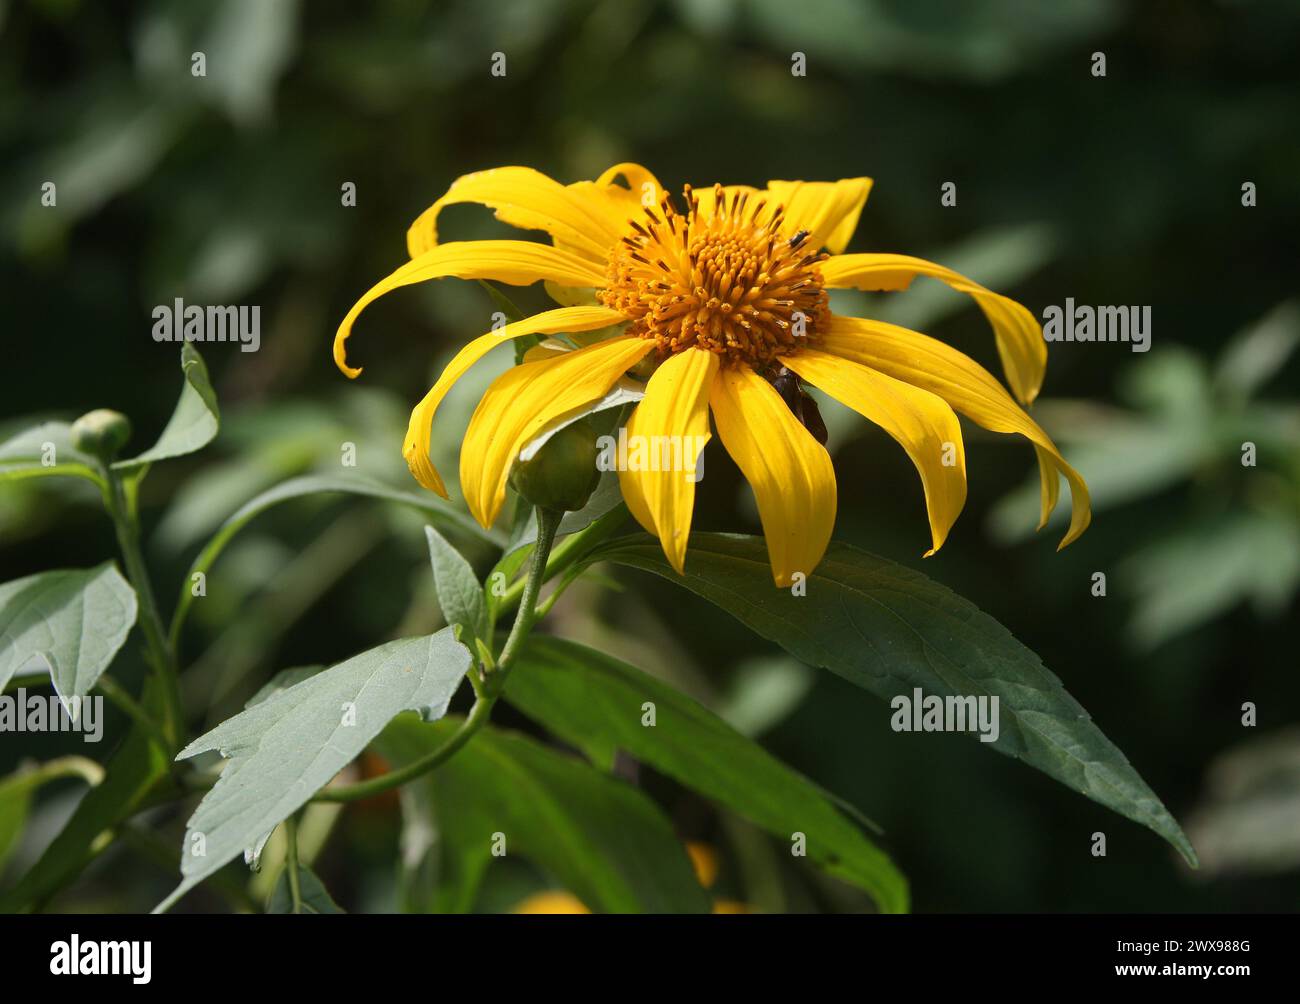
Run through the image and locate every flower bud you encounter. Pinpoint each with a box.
[510,419,601,513]
[70,409,132,461]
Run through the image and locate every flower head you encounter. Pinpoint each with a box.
[334,164,1090,585]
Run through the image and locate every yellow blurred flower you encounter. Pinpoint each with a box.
[512,890,590,915]
[510,841,745,914]
[335,164,1090,585]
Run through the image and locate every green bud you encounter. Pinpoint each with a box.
[70,409,132,461]
[509,419,601,513]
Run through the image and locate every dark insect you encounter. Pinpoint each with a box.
[769,366,829,445]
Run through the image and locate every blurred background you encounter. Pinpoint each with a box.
[2,0,1298,912]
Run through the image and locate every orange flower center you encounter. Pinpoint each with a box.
[599,184,829,369]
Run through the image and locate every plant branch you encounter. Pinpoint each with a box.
[96,674,170,752]
[0,755,105,795]
[496,506,622,616]
[100,465,183,748]
[312,686,495,804]
[313,507,564,805]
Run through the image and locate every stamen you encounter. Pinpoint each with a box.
[598,185,829,367]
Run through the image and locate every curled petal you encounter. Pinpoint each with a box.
[821,314,1090,548]
[405,166,621,262]
[821,252,1047,405]
[401,306,627,496]
[334,240,606,378]
[784,348,966,556]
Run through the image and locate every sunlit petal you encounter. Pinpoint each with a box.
[821,252,1047,404]
[764,178,873,254]
[710,365,837,587]
[401,306,626,497]
[334,241,607,378]
[460,336,654,527]
[821,314,1090,547]
[618,348,719,573]
[405,166,622,262]
[785,348,967,556]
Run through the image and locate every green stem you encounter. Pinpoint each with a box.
[96,674,170,752]
[314,508,564,805]
[284,815,303,912]
[0,755,105,795]
[496,506,623,615]
[100,465,183,748]
[313,684,495,804]
[491,506,561,687]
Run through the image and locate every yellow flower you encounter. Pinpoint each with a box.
[334,164,1090,586]
[509,841,745,914]
[512,890,590,915]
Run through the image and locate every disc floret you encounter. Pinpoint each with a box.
[600,184,829,368]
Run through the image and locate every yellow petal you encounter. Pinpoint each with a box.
[405,166,620,263]
[460,336,654,527]
[784,349,967,556]
[709,365,837,587]
[821,253,1047,405]
[401,306,627,497]
[334,240,607,378]
[764,178,873,254]
[596,162,664,197]
[686,842,720,889]
[563,162,667,242]
[821,314,1090,548]
[617,348,719,573]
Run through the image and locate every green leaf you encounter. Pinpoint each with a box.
[114,343,220,470]
[379,716,710,914]
[0,421,104,486]
[508,637,909,912]
[0,783,33,878]
[0,757,106,880]
[1214,301,1300,400]
[425,526,488,644]
[592,532,1198,866]
[170,472,505,643]
[0,678,172,911]
[0,563,138,708]
[267,861,345,914]
[157,629,472,912]
[1123,510,1300,649]
[245,666,323,707]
